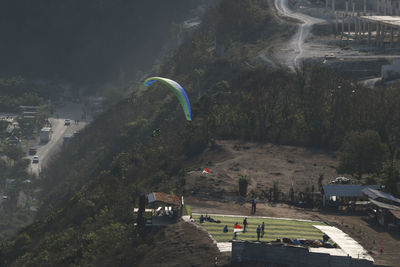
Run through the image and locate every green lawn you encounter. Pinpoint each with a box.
[193,214,327,242]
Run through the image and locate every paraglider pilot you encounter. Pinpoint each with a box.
[152,128,161,137]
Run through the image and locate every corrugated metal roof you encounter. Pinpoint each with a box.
[369,199,400,211]
[147,192,180,206]
[322,184,380,197]
[362,188,400,204]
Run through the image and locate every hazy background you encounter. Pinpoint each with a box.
[0,0,204,85]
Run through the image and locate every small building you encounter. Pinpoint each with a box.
[368,199,400,227]
[6,134,20,145]
[363,188,400,229]
[147,192,182,225]
[382,60,400,81]
[322,184,380,209]
[134,192,183,226]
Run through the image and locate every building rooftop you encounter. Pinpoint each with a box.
[369,199,400,211]
[147,192,180,206]
[322,184,380,197]
[362,188,400,204]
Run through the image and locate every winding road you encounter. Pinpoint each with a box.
[274,0,323,68]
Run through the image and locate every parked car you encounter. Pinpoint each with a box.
[32,156,39,163]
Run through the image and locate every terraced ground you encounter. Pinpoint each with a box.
[193,214,328,242]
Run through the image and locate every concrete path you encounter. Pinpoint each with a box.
[217,242,232,253]
[314,225,374,261]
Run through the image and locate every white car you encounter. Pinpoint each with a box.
[32,156,39,163]
[64,119,71,126]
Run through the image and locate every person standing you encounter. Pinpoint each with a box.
[261,222,265,238]
[256,225,261,241]
[251,198,257,214]
[243,217,248,233]
[233,222,240,239]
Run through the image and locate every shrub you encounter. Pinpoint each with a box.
[273,180,280,202]
[183,205,191,216]
[238,175,249,197]
[289,186,294,204]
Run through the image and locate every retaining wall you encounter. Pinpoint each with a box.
[231,241,384,267]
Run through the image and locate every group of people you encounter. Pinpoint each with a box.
[226,218,266,241]
[256,222,265,241]
[199,214,221,223]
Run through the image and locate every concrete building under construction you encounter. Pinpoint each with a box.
[324,0,400,48]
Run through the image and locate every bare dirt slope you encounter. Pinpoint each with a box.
[185,140,340,198]
[139,220,230,267]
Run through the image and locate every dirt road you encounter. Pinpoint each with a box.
[274,0,324,68]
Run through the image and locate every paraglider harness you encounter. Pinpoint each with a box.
[152,128,161,137]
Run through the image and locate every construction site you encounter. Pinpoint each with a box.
[272,0,400,82]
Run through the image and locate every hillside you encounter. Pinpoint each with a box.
[1,0,400,266]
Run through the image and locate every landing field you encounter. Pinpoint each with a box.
[193,214,327,242]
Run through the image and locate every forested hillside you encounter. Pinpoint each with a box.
[1,0,400,266]
[0,0,204,86]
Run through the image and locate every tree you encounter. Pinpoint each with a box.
[238,175,249,197]
[289,186,294,204]
[338,130,388,179]
[318,173,324,192]
[273,180,280,202]
[1,144,24,161]
[381,161,400,196]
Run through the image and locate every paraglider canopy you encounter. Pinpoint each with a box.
[144,77,192,121]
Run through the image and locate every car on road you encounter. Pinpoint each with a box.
[28,147,37,155]
[32,156,39,163]
[324,53,336,60]
[64,119,71,126]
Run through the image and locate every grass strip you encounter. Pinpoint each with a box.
[192,215,327,242]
